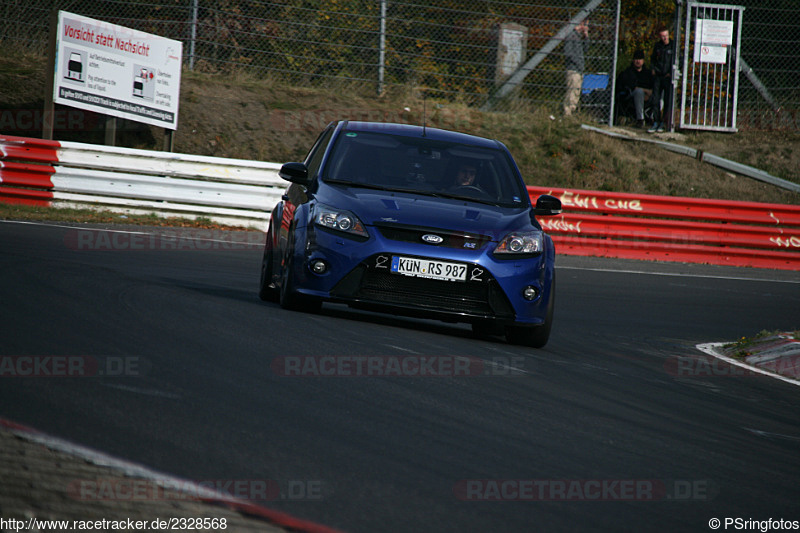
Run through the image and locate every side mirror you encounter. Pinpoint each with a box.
[534,194,562,217]
[279,162,310,185]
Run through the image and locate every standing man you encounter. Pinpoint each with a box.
[563,19,589,117]
[649,25,675,133]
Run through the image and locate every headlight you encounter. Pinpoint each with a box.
[494,231,544,255]
[314,204,368,237]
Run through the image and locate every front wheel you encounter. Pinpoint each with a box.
[258,223,278,302]
[279,233,322,313]
[505,321,551,348]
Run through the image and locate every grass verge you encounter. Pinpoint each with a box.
[0,203,252,231]
[722,330,800,359]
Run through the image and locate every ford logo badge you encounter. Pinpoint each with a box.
[422,234,444,244]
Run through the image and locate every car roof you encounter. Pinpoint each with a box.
[338,121,503,150]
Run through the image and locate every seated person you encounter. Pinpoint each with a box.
[616,49,654,128]
[445,161,489,199]
[452,162,479,190]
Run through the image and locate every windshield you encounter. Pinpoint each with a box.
[322,130,528,207]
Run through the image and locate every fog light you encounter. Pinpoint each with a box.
[522,285,539,301]
[310,259,328,275]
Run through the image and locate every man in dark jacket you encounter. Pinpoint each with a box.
[649,25,675,133]
[617,49,654,127]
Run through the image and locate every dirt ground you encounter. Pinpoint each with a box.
[178,73,800,206]
[135,71,800,206]
[0,422,294,532]
[1,49,798,206]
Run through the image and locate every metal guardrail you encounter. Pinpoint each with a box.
[529,185,800,271]
[581,125,800,194]
[0,135,283,227]
[2,135,798,270]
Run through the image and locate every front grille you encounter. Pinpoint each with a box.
[375,223,491,250]
[331,255,515,319]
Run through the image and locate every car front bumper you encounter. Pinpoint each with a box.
[289,223,554,326]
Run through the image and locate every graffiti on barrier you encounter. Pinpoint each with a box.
[550,191,644,212]
[539,217,582,234]
[770,236,800,248]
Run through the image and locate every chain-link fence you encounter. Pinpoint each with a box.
[0,0,618,112]
[0,0,798,129]
[729,1,800,130]
[620,0,800,131]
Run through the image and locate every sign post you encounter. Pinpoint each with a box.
[42,9,58,140]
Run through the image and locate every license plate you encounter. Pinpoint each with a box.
[390,256,467,282]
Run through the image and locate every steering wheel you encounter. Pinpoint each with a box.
[452,185,485,195]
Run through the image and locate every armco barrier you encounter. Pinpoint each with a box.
[0,136,59,207]
[528,186,800,271]
[2,135,798,270]
[0,135,284,225]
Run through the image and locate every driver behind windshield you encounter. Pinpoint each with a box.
[455,163,477,187]
[449,161,480,191]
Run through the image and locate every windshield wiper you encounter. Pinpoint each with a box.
[431,192,507,207]
[323,179,400,192]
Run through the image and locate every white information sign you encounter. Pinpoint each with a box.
[694,19,733,64]
[695,44,728,64]
[54,11,183,130]
[696,19,734,45]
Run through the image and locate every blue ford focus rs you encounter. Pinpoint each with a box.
[259,121,561,347]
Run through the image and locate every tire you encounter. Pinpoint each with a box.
[505,275,555,348]
[258,222,278,302]
[279,231,322,313]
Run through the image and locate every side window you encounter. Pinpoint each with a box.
[304,127,334,180]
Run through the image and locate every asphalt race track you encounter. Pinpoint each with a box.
[1,220,799,532]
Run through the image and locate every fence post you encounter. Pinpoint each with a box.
[378,0,387,95]
[189,0,198,70]
[669,0,683,133]
[609,0,621,126]
[42,8,58,140]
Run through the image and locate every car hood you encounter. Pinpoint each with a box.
[318,185,535,239]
